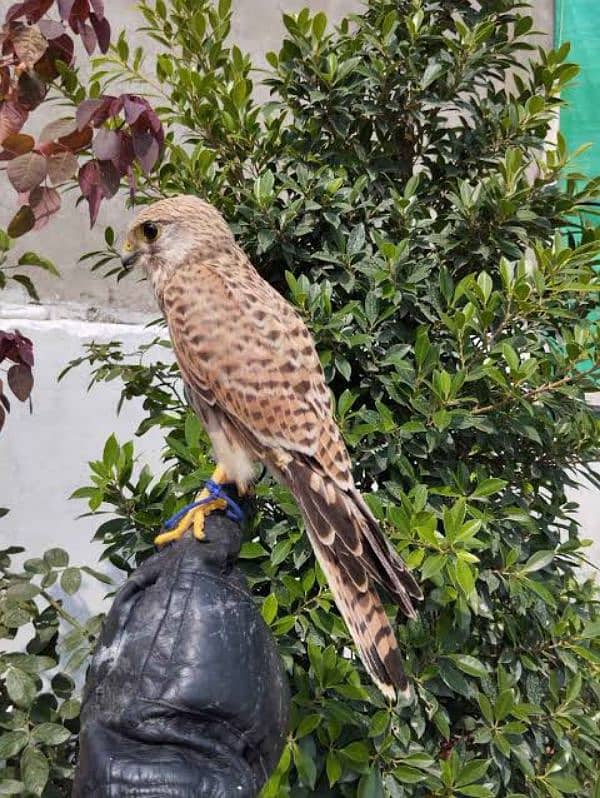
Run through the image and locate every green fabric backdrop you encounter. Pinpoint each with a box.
[556,0,600,179]
[555,1,600,372]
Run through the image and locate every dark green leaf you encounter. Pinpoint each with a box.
[0,731,29,759]
[60,567,82,595]
[6,668,37,707]
[43,548,69,567]
[21,746,49,795]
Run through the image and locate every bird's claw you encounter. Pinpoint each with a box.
[154,497,227,546]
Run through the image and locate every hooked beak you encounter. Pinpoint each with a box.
[121,250,140,270]
[121,239,140,270]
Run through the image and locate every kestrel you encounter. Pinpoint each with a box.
[121,195,422,699]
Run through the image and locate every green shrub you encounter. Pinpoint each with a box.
[2,1,600,796]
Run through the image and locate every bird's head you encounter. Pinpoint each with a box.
[121,195,235,296]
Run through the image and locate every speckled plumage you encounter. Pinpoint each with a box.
[123,195,422,699]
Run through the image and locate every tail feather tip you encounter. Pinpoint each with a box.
[373,678,413,704]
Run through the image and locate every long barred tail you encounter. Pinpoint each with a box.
[285,459,422,699]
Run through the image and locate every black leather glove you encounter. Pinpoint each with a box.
[72,509,290,798]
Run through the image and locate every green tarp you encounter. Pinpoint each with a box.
[555,1,600,373]
[556,0,600,179]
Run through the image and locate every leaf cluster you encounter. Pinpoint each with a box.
[0,546,110,795]
[0,1,166,232]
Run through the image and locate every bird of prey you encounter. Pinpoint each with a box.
[121,195,422,699]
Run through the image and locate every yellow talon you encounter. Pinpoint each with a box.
[154,498,228,546]
[193,497,227,539]
[154,464,231,547]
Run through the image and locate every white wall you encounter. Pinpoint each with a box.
[0,309,167,613]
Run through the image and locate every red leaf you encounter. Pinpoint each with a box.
[7,363,33,401]
[78,158,99,192]
[8,0,53,23]
[93,128,122,162]
[67,0,88,31]
[107,95,124,117]
[6,205,35,238]
[39,117,77,143]
[114,130,134,176]
[47,150,78,183]
[17,71,47,110]
[87,184,103,225]
[76,96,116,129]
[89,0,104,19]
[145,108,163,139]
[78,159,103,224]
[89,12,109,53]
[0,338,9,363]
[50,32,74,62]
[30,185,61,228]
[0,132,35,158]
[0,102,28,145]
[57,124,92,152]
[78,21,96,55]
[39,117,92,152]
[0,67,10,97]
[123,95,149,125]
[122,98,164,162]
[6,4,26,23]
[57,0,75,22]
[16,332,34,366]
[7,151,47,192]
[38,19,66,39]
[34,34,74,79]
[76,99,104,129]
[0,331,32,365]
[132,129,159,174]
[98,158,119,198]
[12,23,48,67]
[0,333,14,362]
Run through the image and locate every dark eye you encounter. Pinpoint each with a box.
[142,222,159,241]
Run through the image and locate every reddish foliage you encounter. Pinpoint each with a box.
[0,101,28,144]
[0,330,33,366]
[0,329,34,431]
[74,93,162,223]
[78,158,103,224]
[0,2,165,436]
[0,1,164,234]
[30,184,61,227]
[7,204,35,237]
[6,1,53,25]
[0,132,35,157]
[89,12,109,52]
[7,150,47,191]
[8,362,34,401]
[47,148,77,182]
[92,127,120,161]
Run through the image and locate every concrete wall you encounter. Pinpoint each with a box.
[0,308,167,612]
[2,0,596,622]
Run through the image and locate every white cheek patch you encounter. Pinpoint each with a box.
[160,229,197,267]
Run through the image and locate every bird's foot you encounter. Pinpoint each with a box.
[154,494,227,546]
[155,464,245,547]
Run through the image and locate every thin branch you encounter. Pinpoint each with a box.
[39,588,86,633]
[473,373,580,415]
